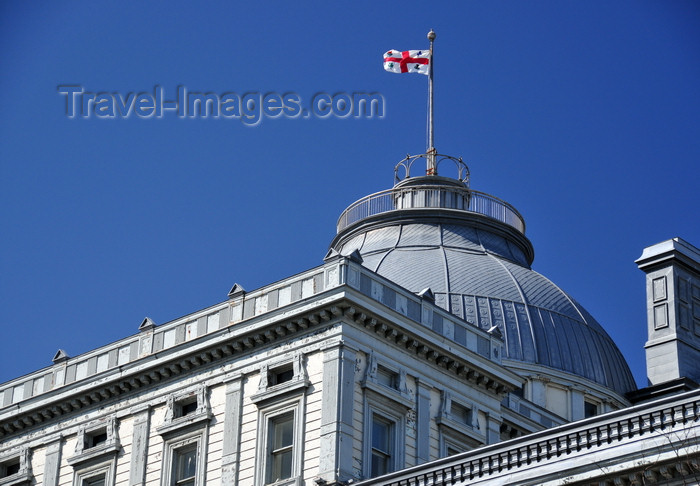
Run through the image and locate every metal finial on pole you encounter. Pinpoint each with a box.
[427,29,436,175]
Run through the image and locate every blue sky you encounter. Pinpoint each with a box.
[1,1,698,387]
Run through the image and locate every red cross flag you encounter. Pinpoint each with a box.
[383,49,430,75]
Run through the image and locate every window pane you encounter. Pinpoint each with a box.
[83,475,106,486]
[450,402,472,425]
[372,418,390,453]
[376,366,396,389]
[447,446,462,456]
[584,401,598,418]
[271,448,293,482]
[274,416,294,448]
[371,452,389,477]
[370,414,393,477]
[179,401,198,417]
[174,446,197,483]
[272,368,294,385]
[85,430,108,449]
[3,460,20,477]
[267,413,295,483]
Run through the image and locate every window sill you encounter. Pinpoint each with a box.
[361,380,413,410]
[0,472,32,486]
[67,442,120,467]
[250,379,310,405]
[156,412,212,436]
[264,476,302,486]
[437,415,484,444]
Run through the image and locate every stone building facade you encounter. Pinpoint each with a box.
[0,153,698,486]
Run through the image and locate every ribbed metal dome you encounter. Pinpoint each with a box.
[330,156,636,396]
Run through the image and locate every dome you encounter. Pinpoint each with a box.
[330,154,636,396]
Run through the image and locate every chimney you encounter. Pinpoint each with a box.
[636,237,700,386]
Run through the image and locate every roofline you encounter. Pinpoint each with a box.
[355,387,700,485]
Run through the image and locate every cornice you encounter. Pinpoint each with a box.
[0,289,518,440]
[0,297,344,440]
[354,389,700,486]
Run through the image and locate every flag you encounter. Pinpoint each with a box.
[383,49,430,75]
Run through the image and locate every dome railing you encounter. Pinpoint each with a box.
[336,183,526,234]
[394,153,470,185]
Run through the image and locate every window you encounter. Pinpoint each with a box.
[177,400,198,419]
[0,458,20,478]
[255,396,304,486]
[360,353,412,410]
[584,400,599,418]
[361,352,409,479]
[84,429,108,449]
[82,473,106,486]
[445,444,463,457]
[370,413,395,477]
[251,353,309,404]
[0,448,31,485]
[267,412,294,483]
[172,444,197,486]
[375,366,397,390]
[157,385,211,436]
[72,463,113,486]
[161,434,205,486]
[363,402,405,479]
[158,387,209,486]
[450,402,473,426]
[436,392,483,456]
[270,366,294,386]
[68,416,120,483]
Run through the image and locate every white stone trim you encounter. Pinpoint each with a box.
[0,447,31,486]
[67,415,120,467]
[72,460,115,486]
[160,429,208,486]
[156,384,211,436]
[362,396,407,479]
[254,394,306,486]
[250,352,310,405]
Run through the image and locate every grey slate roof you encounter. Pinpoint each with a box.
[333,220,636,395]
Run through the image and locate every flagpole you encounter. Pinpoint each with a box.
[427,29,436,175]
